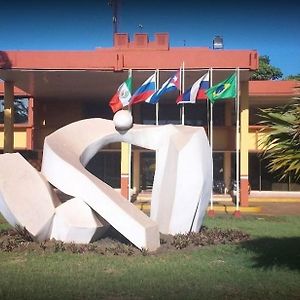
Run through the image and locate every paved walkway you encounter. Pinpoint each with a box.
[135,192,300,217]
[255,201,300,216]
[211,193,300,216]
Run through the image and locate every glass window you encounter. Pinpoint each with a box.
[249,153,260,190]
[248,153,300,191]
[213,102,225,126]
[213,152,225,194]
[82,102,114,120]
[140,151,156,190]
[184,102,209,126]
[140,103,156,125]
[140,103,181,125]
[85,151,121,188]
[0,97,29,124]
[158,104,181,125]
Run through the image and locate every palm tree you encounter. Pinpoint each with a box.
[258,98,300,181]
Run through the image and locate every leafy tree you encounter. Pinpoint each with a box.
[251,55,283,80]
[259,99,300,181]
[285,74,300,80]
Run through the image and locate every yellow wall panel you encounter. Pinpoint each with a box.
[248,131,267,151]
[14,132,27,148]
[0,132,3,148]
[0,130,27,149]
[121,142,130,174]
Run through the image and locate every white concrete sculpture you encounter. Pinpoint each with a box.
[0,153,111,244]
[0,116,212,252]
[51,198,110,244]
[42,117,212,237]
[0,153,56,241]
[42,118,161,252]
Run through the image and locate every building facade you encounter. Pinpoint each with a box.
[0,33,299,206]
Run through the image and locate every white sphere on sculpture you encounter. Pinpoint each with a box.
[113,110,133,132]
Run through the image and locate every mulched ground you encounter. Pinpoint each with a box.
[0,226,249,256]
[1,201,297,256]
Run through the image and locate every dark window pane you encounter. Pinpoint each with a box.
[158,104,180,125]
[0,98,29,124]
[213,102,225,126]
[85,151,121,188]
[140,151,155,190]
[82,102,114,120]
[184,102,209,126]
[140,103,156,125]
[213,152,225,194]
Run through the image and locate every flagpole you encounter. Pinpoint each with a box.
[209,67,214,214]
[155,69,159,126]
[235,68,240,212]
[127,69,132,114]
[181,62,185,125]
[128,69,132,201]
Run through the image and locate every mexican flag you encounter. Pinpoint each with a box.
[109,76,132,113]
[206,73,237,103]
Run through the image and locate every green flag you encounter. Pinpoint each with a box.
[206,73,237,103]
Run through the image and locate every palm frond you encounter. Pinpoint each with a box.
[258,100,300,181]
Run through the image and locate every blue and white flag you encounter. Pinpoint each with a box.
[147,69,181,104]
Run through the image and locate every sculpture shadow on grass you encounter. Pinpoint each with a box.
[239,237,300,271]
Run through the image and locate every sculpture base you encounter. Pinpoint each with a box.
[233,210,241,218]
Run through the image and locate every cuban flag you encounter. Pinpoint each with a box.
[176,72,210,104]
[147,69,181,104]
[130,73,156,105]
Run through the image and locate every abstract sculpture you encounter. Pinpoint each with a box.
[0,114,212,252]
[0,153,56,241]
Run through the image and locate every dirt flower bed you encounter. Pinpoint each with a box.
[0,226,249,256]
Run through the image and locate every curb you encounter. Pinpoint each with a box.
[134,203,262,214]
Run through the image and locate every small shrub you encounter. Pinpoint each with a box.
[39,241,47,251]
[171,228,250,250]
[15,225,33,242]
[0,238,19,252]
[54,241,66,252]
[0,226,250,255]
[141,248,149,256]
[172,234,191,249]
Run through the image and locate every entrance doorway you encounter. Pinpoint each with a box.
[140,151,155,191]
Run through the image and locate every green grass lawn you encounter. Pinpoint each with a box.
[0,214,299,300]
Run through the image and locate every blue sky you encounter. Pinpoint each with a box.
[1,0,299,77]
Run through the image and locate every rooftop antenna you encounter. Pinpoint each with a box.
[108,0,120,45]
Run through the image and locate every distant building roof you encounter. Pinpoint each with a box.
[249,80,300,97]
